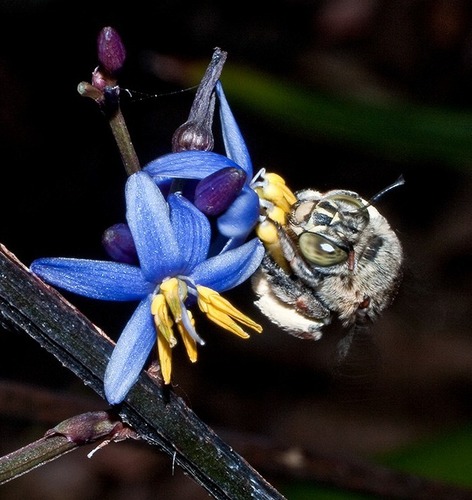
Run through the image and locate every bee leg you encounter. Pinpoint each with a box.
[260,254,330,320]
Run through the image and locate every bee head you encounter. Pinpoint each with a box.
[293,176,405,269]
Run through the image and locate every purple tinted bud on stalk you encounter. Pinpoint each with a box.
[172,119,214,152]
[91,67,108,91]
[102,223,138,264]
[171,48,227,152]
[194,167,247,216]
[97,26,126,76]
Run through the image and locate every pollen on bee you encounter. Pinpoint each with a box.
[256,219,279,245]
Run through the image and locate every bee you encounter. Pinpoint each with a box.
[251,177,404,349]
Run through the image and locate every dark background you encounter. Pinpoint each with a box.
[1,1,472,498]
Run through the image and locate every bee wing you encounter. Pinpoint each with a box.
[332,322,383,392]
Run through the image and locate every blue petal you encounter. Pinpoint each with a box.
[217,186,260,238]
[218,233,253,253]
[190,238,264,292]
[143,151,241,183]
[104,295,156,404]
[30,258,153,300]
[215,81,253,178]
[126,172,184,282]
[168,193,211,273]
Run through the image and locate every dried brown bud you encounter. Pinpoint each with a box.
[171,48,228,152]
[172,120,214,152]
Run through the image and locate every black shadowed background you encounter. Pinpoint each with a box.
[1,1,472,499]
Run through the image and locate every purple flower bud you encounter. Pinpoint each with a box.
[194,167,247,216]
[97,26,126,75]
[102,223,138,264]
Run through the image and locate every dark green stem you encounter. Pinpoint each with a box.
[0,434,77,484]
[0,410,132,485]
[0,244,285,499]
[2,247,472,498]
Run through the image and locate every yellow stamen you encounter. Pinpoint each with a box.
[255,219,291,273]
[151,294,176,347]
[265,205,286,225]
[256,172,297,213]
[196,285,263,338]
[157,331,172,384]
[255,218,279,245]
[176,310,198,363]
[205,311,250,339]
[160,277,188,322]
[264,173,297,205]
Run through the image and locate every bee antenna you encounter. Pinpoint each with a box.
[369,175,405,204]
[339,175,405,218]
[361,175,405,211]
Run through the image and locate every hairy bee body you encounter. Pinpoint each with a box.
[251,188,403,340]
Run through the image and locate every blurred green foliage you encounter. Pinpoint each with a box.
[195,63,472,173]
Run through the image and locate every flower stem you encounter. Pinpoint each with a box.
[107,105,141,175]
[77,82,141,176]
[100,86,141,175]
[0,410,133,485]
[0,433,77,484]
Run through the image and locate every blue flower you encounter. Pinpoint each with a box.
[142,80,260,252]
[143,150,258,251]
[143,81,297,253]
[31,171,264,404]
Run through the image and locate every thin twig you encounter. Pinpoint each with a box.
[107,104,141,175]
[77,82,141,176]
[0,433,77,484]
[2,380,472,498]
[0,410,134,485]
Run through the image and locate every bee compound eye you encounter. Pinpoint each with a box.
[325,193,364,209]
[325,194,370,223]
[298,232,348,266]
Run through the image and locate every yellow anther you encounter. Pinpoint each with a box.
[160,277,188,323]
[255,171,297,215]
[151,277,265,384]
[264,172,285,184]
[205,311,250,339]
[263,172,297,205]
[196,285,262,337]
[256,218,279,245]
[157,332,172,384]
[151,294,176,347]
[255,219,291,273]
[176,310,198,363]
[264,172,297,206]
[266,205,286,225]
[258,183,291,212]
